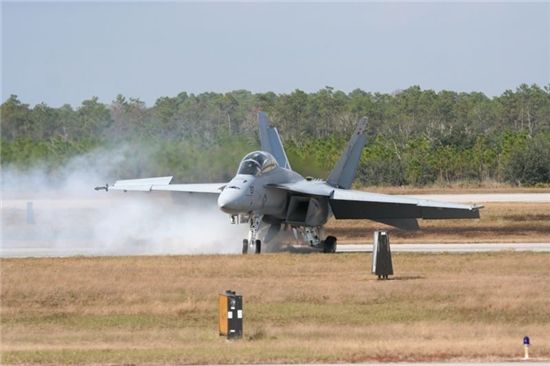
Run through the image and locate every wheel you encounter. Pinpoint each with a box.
[255,239,262,254]
[242,239,249,254]
[323,236,337,253]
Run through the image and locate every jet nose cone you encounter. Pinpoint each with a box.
[218,190,245,214]
[218,197,233,213]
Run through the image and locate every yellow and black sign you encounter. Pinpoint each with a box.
[218,290,243,339]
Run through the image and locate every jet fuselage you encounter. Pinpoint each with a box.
[217,164,302,219]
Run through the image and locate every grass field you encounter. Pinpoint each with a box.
[2,252,549,364]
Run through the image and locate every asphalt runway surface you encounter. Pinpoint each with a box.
[2,242,550,258]
[2,192,549,258]
[337,243,550,253]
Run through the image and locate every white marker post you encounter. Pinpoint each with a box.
[523,336,530,360]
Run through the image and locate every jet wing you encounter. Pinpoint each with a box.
[267,181,481,220]
[101,176,225,194]
[330,189,482,220]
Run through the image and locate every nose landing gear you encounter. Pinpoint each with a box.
[242,214,263,254]
[241,239,262,254]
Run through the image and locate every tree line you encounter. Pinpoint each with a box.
[1,84,549,186]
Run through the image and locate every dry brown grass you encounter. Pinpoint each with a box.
[328,202,550,243]
[1,252,550,364]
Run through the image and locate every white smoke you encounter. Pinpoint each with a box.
[1,146,247,257]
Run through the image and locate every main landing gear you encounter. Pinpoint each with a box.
[297,226,337,253]
[239,219,337,255]
[322,235,337,253]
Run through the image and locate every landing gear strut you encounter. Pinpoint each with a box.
[243,214,263,254]
[292,226,338,253]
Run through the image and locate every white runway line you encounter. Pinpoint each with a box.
[337,243,550,253]
[2,243,550,258]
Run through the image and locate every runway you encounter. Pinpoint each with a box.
[2,242,549,258]
[2,192,549,258]
[337,242,550,253]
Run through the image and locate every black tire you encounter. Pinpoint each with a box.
[242,239,249,254]
[323,236,337,253]
[255,239,262,254]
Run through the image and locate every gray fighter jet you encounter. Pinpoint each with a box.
[97,112,482,254]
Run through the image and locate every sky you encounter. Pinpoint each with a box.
[2,1,549,107]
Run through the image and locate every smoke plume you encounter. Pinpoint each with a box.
[1,146,247,257]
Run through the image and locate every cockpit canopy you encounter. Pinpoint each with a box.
[237,151,279,176]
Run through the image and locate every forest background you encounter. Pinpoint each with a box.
[2,83,549,187]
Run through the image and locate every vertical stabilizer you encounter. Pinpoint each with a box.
[258,112,291,170]
[327,117,368,189]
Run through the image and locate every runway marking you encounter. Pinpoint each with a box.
[337,243,550,253]
[1,243,550,258]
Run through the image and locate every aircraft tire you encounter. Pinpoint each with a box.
[255,239,262,254]
[323,236,337,253]
[242,239,249,254]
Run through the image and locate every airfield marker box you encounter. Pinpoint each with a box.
[218,290,243,339]
[372,231,393,279]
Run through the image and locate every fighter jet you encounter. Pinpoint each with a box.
[96,112,482,254]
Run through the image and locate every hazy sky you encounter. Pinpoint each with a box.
[2,1,549,107]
